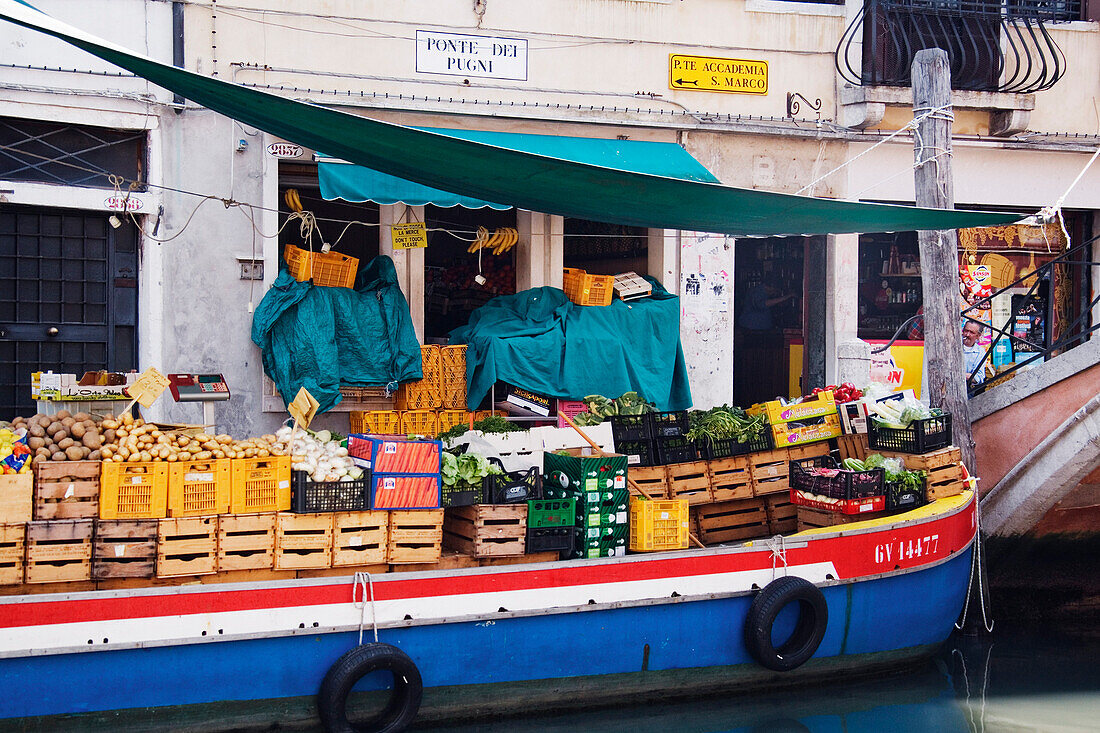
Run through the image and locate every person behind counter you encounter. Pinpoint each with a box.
[739,283,795,331]
[962,321,986,385]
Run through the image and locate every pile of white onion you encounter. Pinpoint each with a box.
[274,426,363,483]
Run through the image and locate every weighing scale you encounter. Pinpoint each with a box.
[168,373,230,432]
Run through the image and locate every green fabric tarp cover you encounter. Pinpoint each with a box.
[1,0,1025,237]
[251,256,422,413]
[450,280,692,412]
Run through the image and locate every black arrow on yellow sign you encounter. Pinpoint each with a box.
[674,78,699,86]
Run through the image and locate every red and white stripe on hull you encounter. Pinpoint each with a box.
[0,492,975,659]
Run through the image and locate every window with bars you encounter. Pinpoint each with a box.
[0,116,146,190]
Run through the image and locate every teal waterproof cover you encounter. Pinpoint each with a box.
[450,280,691,412]
[251,255,423,413]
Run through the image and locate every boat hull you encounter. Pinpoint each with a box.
[0,492,977,728]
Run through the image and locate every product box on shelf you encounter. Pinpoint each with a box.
[748,391,838,425]
[497,383,553,417]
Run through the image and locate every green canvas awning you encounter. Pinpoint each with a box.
[0,0,1026,236]
[318,131,720,209]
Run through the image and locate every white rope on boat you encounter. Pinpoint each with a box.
[956,486,995,634]
[766,534,788,581]
[353,571,379,645]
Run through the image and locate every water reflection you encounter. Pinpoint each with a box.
[411,625,1100,733]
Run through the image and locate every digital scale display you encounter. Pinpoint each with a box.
[168,373,231,403]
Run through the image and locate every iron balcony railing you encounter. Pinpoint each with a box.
[874,232,1099,398]
[837,0,1081,93]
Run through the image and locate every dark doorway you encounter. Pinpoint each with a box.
[733,237,804,407]
[0,206,138,417]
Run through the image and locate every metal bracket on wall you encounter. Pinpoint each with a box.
[786,92,822,119]
[237,257,264,280]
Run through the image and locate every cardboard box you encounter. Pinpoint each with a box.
[32,371,138,401]
[498,383,552,417]
[749,391,838,425]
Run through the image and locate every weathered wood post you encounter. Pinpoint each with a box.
[912,49,976,471]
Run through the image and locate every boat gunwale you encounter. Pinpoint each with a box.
[0,490,975,606]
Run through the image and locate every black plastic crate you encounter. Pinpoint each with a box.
[610,414,651,443]
[441,484,481,508]
[790,456,884,500]
[699,430,775,460]
[886,475,927,511]
[485,465,542,504]
[868,413,952,454]
[290,470,368,512]
[655,436,702,465]
[616,439,656,467]
[649,411,690,439]
[526,526,575,553]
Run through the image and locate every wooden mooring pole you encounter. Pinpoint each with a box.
[912,49,976,472]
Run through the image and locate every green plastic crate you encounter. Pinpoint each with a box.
[527,498,576,529]
[543,450,627,495]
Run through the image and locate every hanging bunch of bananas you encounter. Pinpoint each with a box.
[284,188,304,213]
[467,227,519,255]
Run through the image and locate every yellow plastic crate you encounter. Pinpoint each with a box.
[440,345,468,409]
[396,345,442,410]
[229,456,292,514]
[628,496,689,552]
[100,462,170,520]
[283,244,358,288]
[437,410,470,434]
[563,267,615,307]
[167,459,231,516]
[350,410,401,435]
[399,410,440,437]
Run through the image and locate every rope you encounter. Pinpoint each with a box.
[353,571,379,645]
[795,104,953,196]
[956,487,995,634]
[766,534,788,581]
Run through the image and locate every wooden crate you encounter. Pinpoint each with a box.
[93,519,157,579]
[666,461,714,505]
[275,513,333,570]
[158,516,218,577]
[388,509,443,564]
[750,448,790,496]
[692,498,769,546]
[0,524,25,585]
[876,446,967,502]
[443,505,527,558]
[787,442,831,462]
[708,456,754,503]
[218,512,276,571]
[796,505,890,531]
[764,494,797,535]
[33,460,100,520]
[25,519,93,583]
[836,433,869,462]
[0,473,33,524]
[628,465,669,500]
[333,511,389,567]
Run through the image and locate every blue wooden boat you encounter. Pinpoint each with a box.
[0,490,977,731]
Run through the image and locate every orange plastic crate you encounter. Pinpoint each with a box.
[563,267,615,306]
[283,244,359,289]
[100,462,169,520]
[350,410,401,435]
[167,459,231,516]
[396,345,442,410]
[230,456,292,513]
[399,410,440,436]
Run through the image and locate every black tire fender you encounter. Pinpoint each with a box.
[317,642,423,733]
[744,576,828,672]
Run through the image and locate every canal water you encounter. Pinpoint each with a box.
[411,623,1100,733]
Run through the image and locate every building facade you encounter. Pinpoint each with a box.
[1,0,1098,436]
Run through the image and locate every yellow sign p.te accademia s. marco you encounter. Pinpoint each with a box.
[669,54,768,95]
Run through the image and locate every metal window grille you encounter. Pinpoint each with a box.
[0,117,145,189]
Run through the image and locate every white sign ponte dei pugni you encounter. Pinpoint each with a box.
[416,30,528,81]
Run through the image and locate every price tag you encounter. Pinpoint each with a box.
[288,387,319,429]
[391,222,427,250]
[127,367,170,408]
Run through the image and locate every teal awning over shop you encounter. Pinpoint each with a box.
[0,1,1027,236]
[318,132,720,209]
